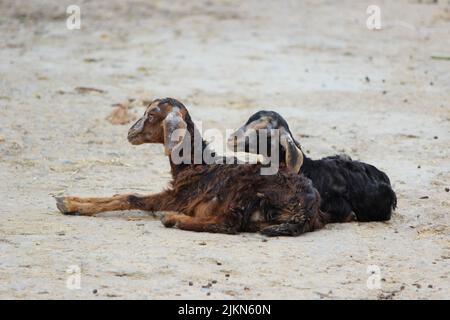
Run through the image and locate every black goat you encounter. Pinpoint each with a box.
[228,110,397,223]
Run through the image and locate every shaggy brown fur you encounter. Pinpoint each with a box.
[55,98,328,236]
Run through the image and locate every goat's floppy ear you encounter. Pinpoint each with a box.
[162,110,187,156]
[279,127,303,173]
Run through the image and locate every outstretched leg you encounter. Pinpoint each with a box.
[55,191,174,216]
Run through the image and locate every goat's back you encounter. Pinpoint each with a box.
[301,156,397,222]
[170,163,321,227]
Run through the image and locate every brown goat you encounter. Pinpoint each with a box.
[55,98,328,236]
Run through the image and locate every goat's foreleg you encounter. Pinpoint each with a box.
[260,211,323,237]
[55,192,174,216]
[161,213,239,234]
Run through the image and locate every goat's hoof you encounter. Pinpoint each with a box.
[261,223,304,237]
[260,224,293,237]
[55,197,78,215]
[260,226,279,237]
[161,215,176,228]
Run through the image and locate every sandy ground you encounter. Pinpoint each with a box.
[0,0,449,300]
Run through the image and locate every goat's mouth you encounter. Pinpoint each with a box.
[127,131,144,145]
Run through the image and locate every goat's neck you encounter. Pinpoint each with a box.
[298,153,313,174]
[168,123,212,178]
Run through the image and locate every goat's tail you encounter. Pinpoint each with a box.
[354,183,397,222]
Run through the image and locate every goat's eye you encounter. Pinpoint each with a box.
[147,114,153,121]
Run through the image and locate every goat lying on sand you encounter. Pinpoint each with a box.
[55,98,329,236]
[228,110,397,223]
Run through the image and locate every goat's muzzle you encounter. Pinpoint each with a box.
[127,131,140,145]
[127,117,145,145]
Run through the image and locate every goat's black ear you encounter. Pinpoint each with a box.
[279,127,303,173]
[162,110,187,156]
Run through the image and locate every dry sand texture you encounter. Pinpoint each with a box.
[0,0,449,299]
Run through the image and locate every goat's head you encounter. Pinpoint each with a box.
[227,110,304,173]
[128,98,190,156]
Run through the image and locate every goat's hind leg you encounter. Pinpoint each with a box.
[55,192,173,216]
[55,194,137,216]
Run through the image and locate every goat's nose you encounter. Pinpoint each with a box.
[127,127,135,139]
[127,128,139,144]
[127,117,144,140]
